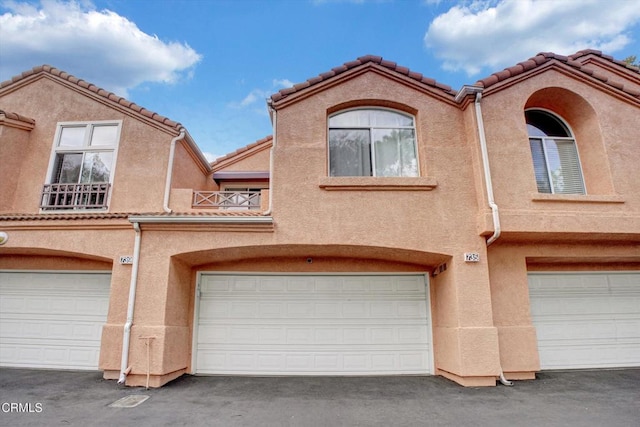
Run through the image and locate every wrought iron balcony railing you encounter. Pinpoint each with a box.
[41,183,110,210]
[192,191,261,210]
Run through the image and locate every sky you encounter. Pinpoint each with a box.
[1,0,639,161]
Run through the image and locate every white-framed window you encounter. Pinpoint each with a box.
[328,108,418,177]
[42,120,121,210]
[526,109,585,195]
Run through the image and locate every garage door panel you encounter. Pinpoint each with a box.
[196,274,431,375]
[529,272,640,370]
[199,322,427,346]
[196,349,429,375]
[0,272,110,370]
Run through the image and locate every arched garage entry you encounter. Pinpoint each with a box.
[176,244,450,377]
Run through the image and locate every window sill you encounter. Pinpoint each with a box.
[319,176,438,191]
[531,193,625,204]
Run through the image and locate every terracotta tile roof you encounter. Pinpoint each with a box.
[133,211,268,217]
[476,50,640,99]
[0,109,36,125]
[0,211,268,221]
[0,65,183,131]
[570,49,640,70]
[270,55,457,103]
[211,135,273,168]
[0,212,131,221]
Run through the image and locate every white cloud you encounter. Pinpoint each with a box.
[0,0,202,97]
[273,78,295,88]
[232,78,294,109]
[424,0,640,76]
[202,152,222,163]
[235,89,270,108]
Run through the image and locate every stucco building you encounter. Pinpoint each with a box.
[1,50,638,388]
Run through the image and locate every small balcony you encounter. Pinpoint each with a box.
[41,183,110,210]
[192,190,264,210]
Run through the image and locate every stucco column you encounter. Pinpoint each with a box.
[101,230,192,387]
[431,247,502,386]
[488,245,542,378]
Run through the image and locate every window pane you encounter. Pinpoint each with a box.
[544,138,585,194]
[54,153,83,183]
[529,138,551,193]
[80,152,112,183]
[525,110,570,137]
[373,129,417,177]
[369,110,413,127]
[59,127,86,147]
[329,110,370,127]
[398,129,418,176]
[90,125,118,146]
[329,129,371,176]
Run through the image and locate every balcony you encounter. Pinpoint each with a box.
[192,190,263,210]
[41,183,110,210]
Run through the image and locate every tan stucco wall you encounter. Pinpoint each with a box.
[214,143,271,172]
[171,141,213,191]
[0,125,32,211]
[481,69,640,240]
[0,76,177,214]
[2,60,638,389]
[488,241,640,374]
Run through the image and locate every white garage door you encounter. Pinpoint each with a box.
[528,272,640,370]
[0,271,111,370]
[194,274,432,375]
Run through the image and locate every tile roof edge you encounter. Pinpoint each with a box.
[569,49,639,72]
[210,135,273,168]
[475,51,640,99]
[0,109,36,125]
[130,211,268,217]
[0,211,270,221]
[269,55,457,104]
[0,212,132,221]
[0,65,184,132]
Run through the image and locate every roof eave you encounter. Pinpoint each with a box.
[270,62,458,110]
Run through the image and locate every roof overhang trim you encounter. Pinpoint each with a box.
[129,215,273,224]
[212,171,270,182]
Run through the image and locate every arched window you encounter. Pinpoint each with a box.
[328,109,418,177]
[526,110,585,194]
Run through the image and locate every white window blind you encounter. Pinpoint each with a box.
[526,110,585,195]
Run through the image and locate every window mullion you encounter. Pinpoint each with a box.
[397,130,401,175]
[77,152,87,185]
[541,137,556,194]
[85,124,93,147]
[369,129,376,177]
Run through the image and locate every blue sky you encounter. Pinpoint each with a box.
[1,0,639,160]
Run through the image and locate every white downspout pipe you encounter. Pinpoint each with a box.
[163,129,186,213]
[264,103,276,215]
[474,92,501,246]
[474,91,512,386]
[118,221,142,384]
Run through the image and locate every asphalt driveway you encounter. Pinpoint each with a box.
[1,368,638,426]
